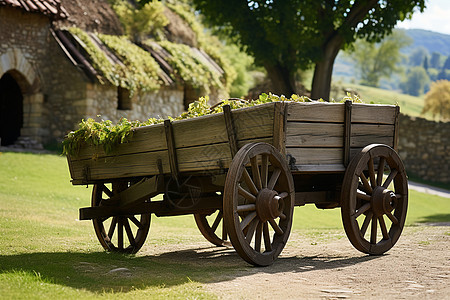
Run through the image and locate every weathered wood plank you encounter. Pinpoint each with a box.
[286,147,343,165]
[70,137,273,183]
[351,103,397,124]
[286,123,344,147]
[273,102,287,154]
[287,102,345,123]
[351,124,395,147]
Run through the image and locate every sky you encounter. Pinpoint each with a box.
[396,0,450,35]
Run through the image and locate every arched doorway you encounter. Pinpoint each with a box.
[0,72,24,146]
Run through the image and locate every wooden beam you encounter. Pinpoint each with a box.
[79,195,222,220]
[393,106,400,151]
[343,100,352,167]
[273,102,287,154]
[164,120,179,179]
[223,105,238,157]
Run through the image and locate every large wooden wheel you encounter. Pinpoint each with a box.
[224,143,295,266]
[341,144,408,255]
[91,181,151,254]
[194,210,231,247]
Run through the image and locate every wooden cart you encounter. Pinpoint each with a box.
[67,100,408,266]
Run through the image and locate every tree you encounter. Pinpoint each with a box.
[430,52,441,69]
[423,56,428,71]
[443,56,450,70]
[349,30,411,87]
[400,66,429,96]
[188,0,425,100]
[408,47,428,66]
[422,80,450,121]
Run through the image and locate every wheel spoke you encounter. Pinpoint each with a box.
[222,219,228,241]
[268,219,284,235]
[108,216,118,239]
[242,169,259,195]
[124,218,136,246]
[240,211,257,231]
[386,211,399,224]
[356,191,371,202]
[250,156,262,190]
[237,204,256,213]
[370,214,377,244]
[277,192,289,199]
[128,216,144,229]
[279,212,287,220]
[245,219,259,242]
[238,185,257,202]
[263,222,272,251]
[353,202,371,218]
[255,221,263,252]
[383,169,398,188]
[379,216,390,240]
[102,183,113,198]
[211,211,223,232]
[268,168,281,190]
[261,154,269,189]
[360,211,373,237]
[360,173,373,194]
[368,158,376,188]
[377,157,386,186]
[118,218,124,250]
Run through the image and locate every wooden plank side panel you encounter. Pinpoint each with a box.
[352,103,397,124]
[70,137,273,183]
[287,102,345,122]
[286,122,344,148]
[286,147,343,165]
[70,103,275,162]
[351,124,395,148]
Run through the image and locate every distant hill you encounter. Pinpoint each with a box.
[400,29,450,56]
[333,29,450,85]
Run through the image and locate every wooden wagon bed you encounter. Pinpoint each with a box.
[67,101,399,184]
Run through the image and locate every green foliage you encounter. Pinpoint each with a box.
[349,30,411,87]
[68,27,122,86]
[99,34,162,93]
[408,47,428,66]
[165,2,237,94]
[154,40,223,92]
[422,80,450,121]
[69,28,162,95]
[221,44,255,97]
[63,93,363,156]
[191,0,426,98]
[111,0,168,42]
[400,66,430,96]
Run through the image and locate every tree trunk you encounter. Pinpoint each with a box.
[311,38,343,101]
[264,63,296,97]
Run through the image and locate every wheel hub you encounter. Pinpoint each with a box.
[256,188,283,222]
[371,186,397,217]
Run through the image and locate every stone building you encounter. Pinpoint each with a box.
[0,0,227,148]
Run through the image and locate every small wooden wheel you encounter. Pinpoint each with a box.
[341,144,408,255]
[194,210,231,247]
[223,143,295,266]
[92,181,151,254]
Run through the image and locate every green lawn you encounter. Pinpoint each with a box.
[0,152,449,299]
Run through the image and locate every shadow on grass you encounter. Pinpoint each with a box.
[415,214,450,224]
[0,247,378,293]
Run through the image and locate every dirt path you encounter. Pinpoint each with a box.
[199,225,450,299]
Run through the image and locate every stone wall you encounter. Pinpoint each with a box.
[398,114,450,184]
